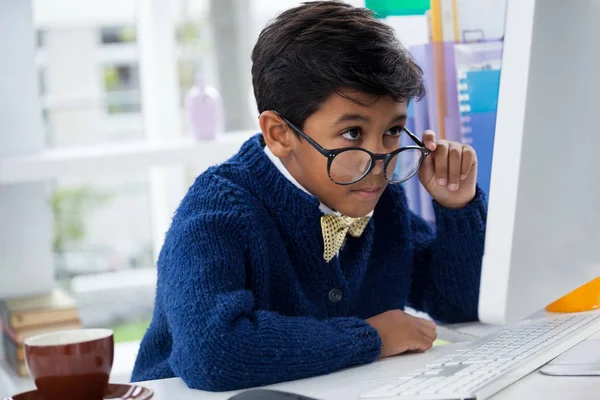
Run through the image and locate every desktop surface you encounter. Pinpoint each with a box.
[137,329,600,400]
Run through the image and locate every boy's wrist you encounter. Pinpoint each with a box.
[432,186,487,221]
[436,191,476,209]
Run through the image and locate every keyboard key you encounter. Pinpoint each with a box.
[398,378,426,389]
[439,386,467,395]
[417,377,447,393]
[425,361,446,368]
[463,378,488,392]
[472,369,492,376]
[419,387,440,395]
[396,378,428,395]
[398,389,419,396]
[445,357,470,365]
[456,370,475,376]
[463,359,490,364]
[407,380,441,395]
[400,371,423,378]
[400,385,431,396]
[424,369,443,376]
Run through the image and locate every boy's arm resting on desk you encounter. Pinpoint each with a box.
[408,187,487,323]
[155,208,381,391]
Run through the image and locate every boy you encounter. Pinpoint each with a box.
[132,1,486,392]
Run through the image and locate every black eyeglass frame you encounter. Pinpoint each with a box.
[272,112,431,186]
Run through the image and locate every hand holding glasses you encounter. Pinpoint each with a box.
[275,112,478,209]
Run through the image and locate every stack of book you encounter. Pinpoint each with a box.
[1,289,81,376]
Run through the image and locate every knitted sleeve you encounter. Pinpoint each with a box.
[408,188,487,323]
[157,177,382,391]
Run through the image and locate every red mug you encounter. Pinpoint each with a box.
[24,329,114,400]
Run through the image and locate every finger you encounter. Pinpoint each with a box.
[409,327,435,348]
[416,319,437,341]
[412,335,434,352]
[461,145,477,181]
[447,142,462,191]
[403,339,430,353]
[433,140,449,186]
[421,130,437,151]
[419,326,438,342]
[417,147,435,184]
[416,318,437,331]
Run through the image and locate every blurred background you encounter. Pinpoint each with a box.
[0,0,507,393]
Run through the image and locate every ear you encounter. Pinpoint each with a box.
[259,111,295,158]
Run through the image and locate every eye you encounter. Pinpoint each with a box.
[341,128,361,141]
[385,126,404,137]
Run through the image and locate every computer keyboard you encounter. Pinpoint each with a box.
[360,313,600,399]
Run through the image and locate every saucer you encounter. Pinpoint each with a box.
[4,384,154,400]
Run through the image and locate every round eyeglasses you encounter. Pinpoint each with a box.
[274,113,431,185]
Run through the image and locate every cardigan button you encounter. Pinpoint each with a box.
[328,288,343,303]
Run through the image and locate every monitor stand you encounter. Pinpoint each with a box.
[543,278,600,377]
[540,339,600,377]
[545,277,600,313]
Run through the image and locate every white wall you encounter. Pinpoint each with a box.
[457,0,507,41]
[0,0,54,299]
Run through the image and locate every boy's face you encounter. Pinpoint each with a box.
[280,91,408,218]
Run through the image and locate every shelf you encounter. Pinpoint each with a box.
[0,131,255,185]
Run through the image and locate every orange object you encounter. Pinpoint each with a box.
[429,0,444,42]
[545,277,600,313]
[451,0,459,42]
[429,0,447,139]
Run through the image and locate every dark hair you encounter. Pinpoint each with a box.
[251,1,425,130]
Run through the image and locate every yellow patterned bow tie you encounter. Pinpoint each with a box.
[320,215,371,262]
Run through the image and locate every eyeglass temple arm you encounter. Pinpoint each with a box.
[403,127,427,148]
[271,111,330,157]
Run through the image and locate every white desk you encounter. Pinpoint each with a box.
[139,330,600,400]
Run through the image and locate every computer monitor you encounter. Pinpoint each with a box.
[478,0,600,325]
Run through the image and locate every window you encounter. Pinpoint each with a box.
[101,26,137,44]
[103,64,142,114]
[52,175,152,282]
[38,68,46,96]
[29,1,152,340]
[36,30,44,48]
[53,173,154,338]
[36,23,143,147]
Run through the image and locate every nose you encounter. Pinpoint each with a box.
[364,140,391,178]
[370,159,384,176]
